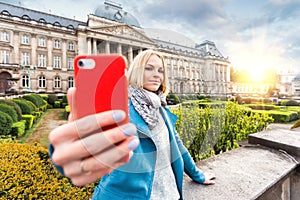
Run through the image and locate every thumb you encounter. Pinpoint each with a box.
[67,87,77,122]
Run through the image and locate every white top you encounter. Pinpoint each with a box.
[150,109,180,200]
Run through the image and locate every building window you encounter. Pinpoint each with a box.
[54,76,61,88]
[21,52,30,65]
[22,75,29,87]
[22,35,30,44]
[0,50,9,63]
[38,54,46,67]
[68,42,75,50]
[53,56,61,68]
[0,31,9,41]
[68,77,74,88]
[38,76,46,88]
[38,38,46,47]
[54,39,60,49]
[67,57,74,69]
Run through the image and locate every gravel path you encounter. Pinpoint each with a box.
[26,109,67,148]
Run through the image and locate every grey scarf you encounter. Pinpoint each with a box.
[129,86,166,129]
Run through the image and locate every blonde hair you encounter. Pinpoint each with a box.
[127,49,170,95]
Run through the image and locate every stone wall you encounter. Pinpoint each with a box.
[183,127,300,200]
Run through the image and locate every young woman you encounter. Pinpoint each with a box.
[49,49,215,200]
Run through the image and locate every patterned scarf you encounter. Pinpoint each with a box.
[129,86,166,129]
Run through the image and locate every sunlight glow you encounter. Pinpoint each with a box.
[226,25,285,82]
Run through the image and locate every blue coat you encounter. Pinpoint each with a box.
[92,101,206,200]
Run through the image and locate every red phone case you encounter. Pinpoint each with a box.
[74,54,128,123]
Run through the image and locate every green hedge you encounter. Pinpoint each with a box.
[47,94,58,106]
[251,106,300,123]
[22,115,35,130]
[0,104,18,122]
[281,100,299,106]
[13,100,34,114]
[247,104,275,110]
[0,111,13,135]
[0,143,95,199]
[0,100,22,121]
[54,100,61,108]
[10,120,26,137]
[23,94,44,108]
[171,101,273,161]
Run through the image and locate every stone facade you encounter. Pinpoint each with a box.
[0,2,230,96]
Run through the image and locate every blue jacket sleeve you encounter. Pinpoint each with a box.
[48,144,65,176]
[174,131,206,184]
[164,107,206,184]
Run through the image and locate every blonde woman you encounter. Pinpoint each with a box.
[49,49,215,200]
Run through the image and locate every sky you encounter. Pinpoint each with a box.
[3,0,300,74]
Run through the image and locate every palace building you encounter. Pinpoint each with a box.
[0,1,230,96]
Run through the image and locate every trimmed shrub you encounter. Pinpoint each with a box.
[0,111,13,135]
[63,105,70,120]
[0,143,95,199]
[40,100,48,111]
[24,100,38,112]
[0,104,18,122]
[0,99,22,121]
[10,120,26,137]
[286,100,299,106]
[22,115,35,130]
[23,94,44,108]
[33,111,43,118]
[171,101,273,161]
[54,100,61,108]
[167,93,180,105]
[248,104,275,110]
[48,94,58,106]
[13,99,34,114]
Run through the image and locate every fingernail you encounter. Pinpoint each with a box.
[122,124,136,136]
[129,151,133,159]
[112,110,125,122]
[128,138,139,150]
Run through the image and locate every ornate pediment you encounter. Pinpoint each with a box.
[90,24,155,44]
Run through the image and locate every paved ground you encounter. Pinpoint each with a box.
[26,109,67,148]
[267,123,300,132]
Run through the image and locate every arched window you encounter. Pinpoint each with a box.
[38,76,46,88]
[68,77,74,88]
[54,76,61,88]
[39,18,46,23]
[1,10,10,16]
[22,15,30,20]
[22,75,29,87]
[67,25,74,29]
[53,22,61,27]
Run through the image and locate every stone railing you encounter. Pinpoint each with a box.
[183,126,300,200]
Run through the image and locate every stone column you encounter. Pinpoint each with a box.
[31,34,37,67]
[117,43,122,55]
[93,38,97,54]
[47,37,53,67]
[105,41,110,54]
[87,38,91,55]
[171,62,174,79]
[62,39,67,71]
[128,46,133,65]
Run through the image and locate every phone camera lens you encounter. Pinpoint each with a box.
[78,60,84,67]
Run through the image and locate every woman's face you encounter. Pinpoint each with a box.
[143,54,164,92]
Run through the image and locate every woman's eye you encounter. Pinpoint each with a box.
[158,69,164,73]
[145,67,153,71]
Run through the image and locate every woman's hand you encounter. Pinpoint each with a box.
[203,172,216,185]
[49,88,139,186]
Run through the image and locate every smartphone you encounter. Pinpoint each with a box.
[74,54,128,125]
